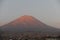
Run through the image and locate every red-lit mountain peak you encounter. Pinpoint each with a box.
[11,15,38,25]
[8,15,46,27]
[18,15,34,22]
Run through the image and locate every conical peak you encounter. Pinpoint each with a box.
[11,15,35,25]
[19,15,33,19]
[3,15,48,28]
[20,15,33,19]
[11,15,46,27]
[21,15,32,17]
[17,15,34,22]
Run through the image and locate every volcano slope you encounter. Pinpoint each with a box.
[0,15,60,35]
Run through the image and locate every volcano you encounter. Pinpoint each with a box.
[0,15,60,34]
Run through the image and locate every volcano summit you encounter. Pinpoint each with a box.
[0,15,60,34]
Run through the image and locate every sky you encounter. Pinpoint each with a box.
[0,0,60,28]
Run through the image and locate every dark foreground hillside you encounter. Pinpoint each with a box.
[0,32,60,40]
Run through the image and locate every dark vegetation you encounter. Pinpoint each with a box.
[0,30,60,40]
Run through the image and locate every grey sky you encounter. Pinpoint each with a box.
[0,0,60,28]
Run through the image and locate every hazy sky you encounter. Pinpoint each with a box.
[0,0,60,28]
